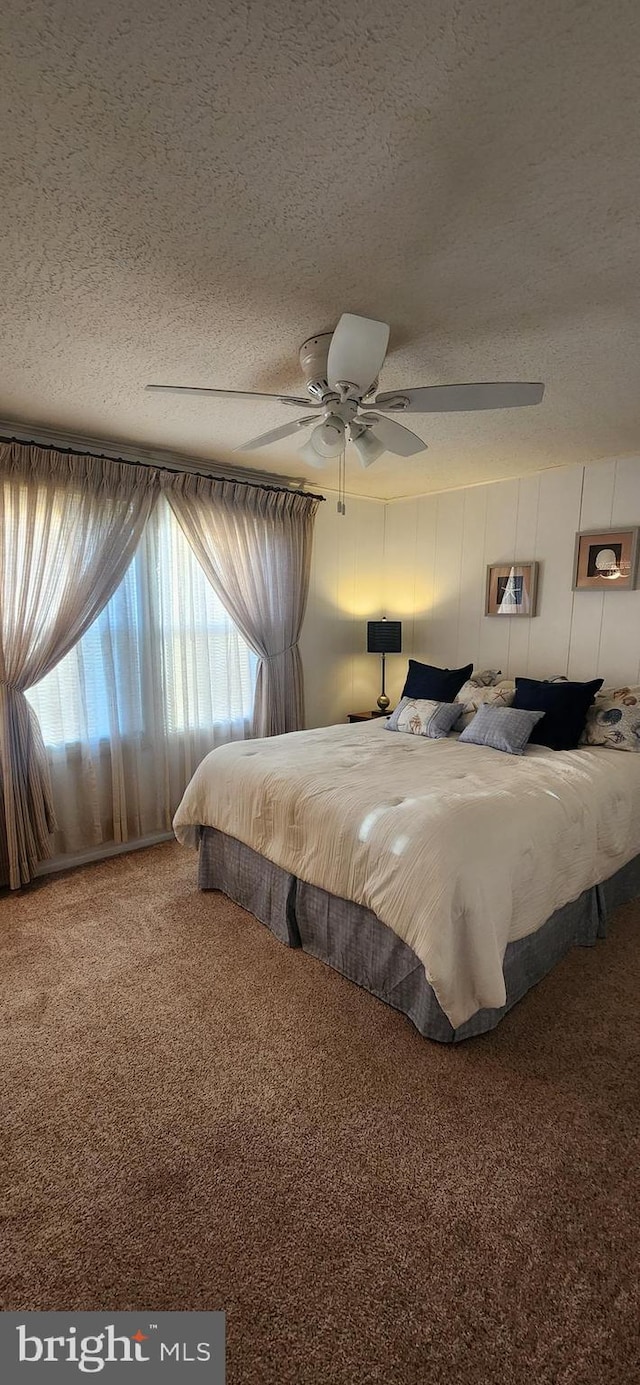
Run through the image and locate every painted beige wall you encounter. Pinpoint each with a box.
[300,494,386,727]
[379,457,640,708]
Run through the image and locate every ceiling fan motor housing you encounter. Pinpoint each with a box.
[298,333,333,393]
[299,329,378,405]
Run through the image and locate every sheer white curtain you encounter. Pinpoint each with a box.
[0,442,159,887]
[26,495,256,857]
[164,474,320,736]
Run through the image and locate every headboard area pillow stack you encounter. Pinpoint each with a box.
[394,661,638,753]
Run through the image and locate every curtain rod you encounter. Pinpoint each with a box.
[0,433,326,502]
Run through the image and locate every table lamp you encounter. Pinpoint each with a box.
[367,618,402,712]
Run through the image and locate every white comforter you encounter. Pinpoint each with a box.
[173,721,640,1027]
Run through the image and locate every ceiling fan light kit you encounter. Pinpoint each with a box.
[297,436,329,469]
[298,416,346,467]
[309,416,346,458]
[146,313,545,503]
[351,425,386,469]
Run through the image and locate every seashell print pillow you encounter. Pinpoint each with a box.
[385,697,464,739]
[581,686,640,751]
[454,682,516,730]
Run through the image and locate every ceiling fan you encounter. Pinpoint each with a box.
[146,314,544,470]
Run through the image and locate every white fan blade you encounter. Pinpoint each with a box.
[364,414,427,457]
[233,417,317,452]
[327,314,390,394]
[373,382,545,413]
[146,385,318,408]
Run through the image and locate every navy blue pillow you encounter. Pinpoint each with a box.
[401,660,473,703]
[512,677,603,750]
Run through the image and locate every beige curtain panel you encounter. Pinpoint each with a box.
[0,443,159,888]
[164,475,320,738]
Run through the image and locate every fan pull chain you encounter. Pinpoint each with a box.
[337,447,346,515]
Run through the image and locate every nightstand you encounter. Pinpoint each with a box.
[347,710,391,723]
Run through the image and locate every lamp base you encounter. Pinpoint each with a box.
[376,692,390,712]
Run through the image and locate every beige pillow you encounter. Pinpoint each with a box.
[454,682,516,730]
[466,669,503,687]
[581,686,640,751]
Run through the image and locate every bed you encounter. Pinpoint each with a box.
[173,720,640,1042]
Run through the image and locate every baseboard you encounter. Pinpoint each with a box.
[34,831,175,877]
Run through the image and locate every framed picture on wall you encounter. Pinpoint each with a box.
[485,561,539,617]
[573,528,639,591]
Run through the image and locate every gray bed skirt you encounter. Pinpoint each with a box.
[197,827,640,1043]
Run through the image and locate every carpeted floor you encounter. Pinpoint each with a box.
[1,841,639,1384]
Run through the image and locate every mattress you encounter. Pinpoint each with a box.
[174,720,640,1027]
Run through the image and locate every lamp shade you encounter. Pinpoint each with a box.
[351,427,386,469]
[367,620,402,654]
[298,416,345,464]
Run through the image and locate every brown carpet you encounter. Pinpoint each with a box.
[1,842,639,1384]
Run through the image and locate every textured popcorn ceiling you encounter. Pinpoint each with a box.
[2,0,640,499]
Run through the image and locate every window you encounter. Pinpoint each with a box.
[26,497,257,853]
[27,497,256,746]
